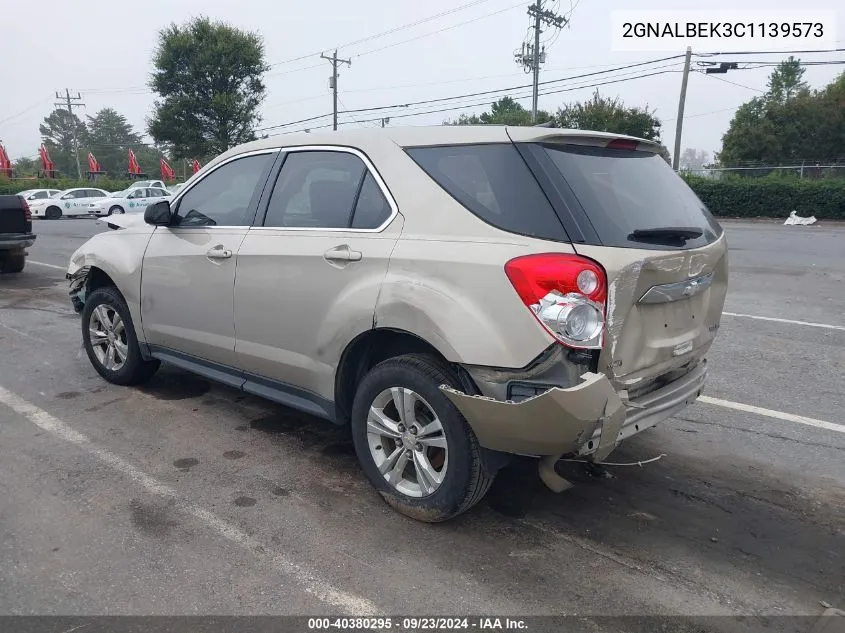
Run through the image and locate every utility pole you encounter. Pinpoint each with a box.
[320,50,351,131]
[531,4,541,121]
[515,2,568,122]
[54,89,85,180]
[672,47,692,171]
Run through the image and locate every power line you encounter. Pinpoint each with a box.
[257,58,685,132]
[356,1,524,59]
[0,96,53,126]
[272,67,686,134]
[698,71,764,93]
[268,0,497,67]
[695,47,844,57]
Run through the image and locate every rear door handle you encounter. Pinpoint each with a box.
[206,245,233,259]
[324,245,363,263]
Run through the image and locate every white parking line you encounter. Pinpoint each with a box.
[699,396,845,435]
[0,384,379,615]
[28,260,66,271]
[723,312,845,332]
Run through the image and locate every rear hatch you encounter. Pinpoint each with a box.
[514,135,727,389]
[0,195,31,234]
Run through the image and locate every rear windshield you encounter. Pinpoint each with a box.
[405,143,568,241]
[542,144,722,249]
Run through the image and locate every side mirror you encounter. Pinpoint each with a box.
[145,200,173,226]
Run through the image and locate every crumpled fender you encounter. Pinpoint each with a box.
[440,372,626,460]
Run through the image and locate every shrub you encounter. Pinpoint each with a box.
[683,175,845,220]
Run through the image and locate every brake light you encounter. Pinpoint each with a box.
[606,138,639,151]
[21,198,31,222]
[504,253,607,350]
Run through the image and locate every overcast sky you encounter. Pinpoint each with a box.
[1,0,842,163]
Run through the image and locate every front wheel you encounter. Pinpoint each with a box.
[81,286,160,385]
[108,206,124,216]
[45,206,62,220]
[351,354,494,522]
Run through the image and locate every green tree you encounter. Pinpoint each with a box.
[86,108,142,175]
[555,90,662,141]
[718,62,841,166]
[680,148,710,171]
[766,56,809,104]
[13,157,38,177]
[148,17,269,159]
[39,108,88,177]
[446,97,553,126]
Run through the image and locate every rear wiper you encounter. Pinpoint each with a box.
[629,227,703,242]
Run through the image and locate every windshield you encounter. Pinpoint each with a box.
[542,144,722,250]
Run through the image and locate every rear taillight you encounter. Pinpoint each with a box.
[606,138,639,151]
[21,198,31,222]
[504,253,607,350]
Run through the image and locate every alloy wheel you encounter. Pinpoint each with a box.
[366,387,448,497]
[88,304,128,372]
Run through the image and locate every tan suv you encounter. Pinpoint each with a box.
[67,126,728,521]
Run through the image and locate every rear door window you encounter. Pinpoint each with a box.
[541,144,722,249]
[262,151,366,229]
[406,144,568,241]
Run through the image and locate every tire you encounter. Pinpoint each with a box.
[108,206,124,216]
[0,250,25,273]
[81,286,160,385]
[351,354,494,522]
[46,206,62,220]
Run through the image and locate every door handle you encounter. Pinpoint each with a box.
[206,245,233,259]
[324,245,362,263]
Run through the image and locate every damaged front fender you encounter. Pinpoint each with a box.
[440,372,625,460]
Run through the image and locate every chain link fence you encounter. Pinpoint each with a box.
[681,163,845,180]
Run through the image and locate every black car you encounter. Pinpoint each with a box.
[0,194,37,273]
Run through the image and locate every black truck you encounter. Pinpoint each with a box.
[0,194,36,273]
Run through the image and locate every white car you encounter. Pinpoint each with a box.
[17,188,62,202]
[129,179,167,190]
[29,188,110,220]
[90,187,172,216]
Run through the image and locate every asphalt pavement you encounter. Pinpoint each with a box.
[0,217,842,626]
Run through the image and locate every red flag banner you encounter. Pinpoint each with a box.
[128,149,142,175]
[87,152,102,173]
[160,158,176,181]
[191,159,201,174]
[39,144,56,177]
[0,144,12,177]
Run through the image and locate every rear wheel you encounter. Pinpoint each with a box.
[0,250,25,273]
[45,206,62,220]
[351,354,494,522]
[81,286,160,385]
[108,206,124,216]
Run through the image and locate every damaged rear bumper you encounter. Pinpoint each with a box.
[441,361,707,461]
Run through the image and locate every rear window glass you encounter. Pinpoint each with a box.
[543,144,722,249]
[406,144,568,241]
